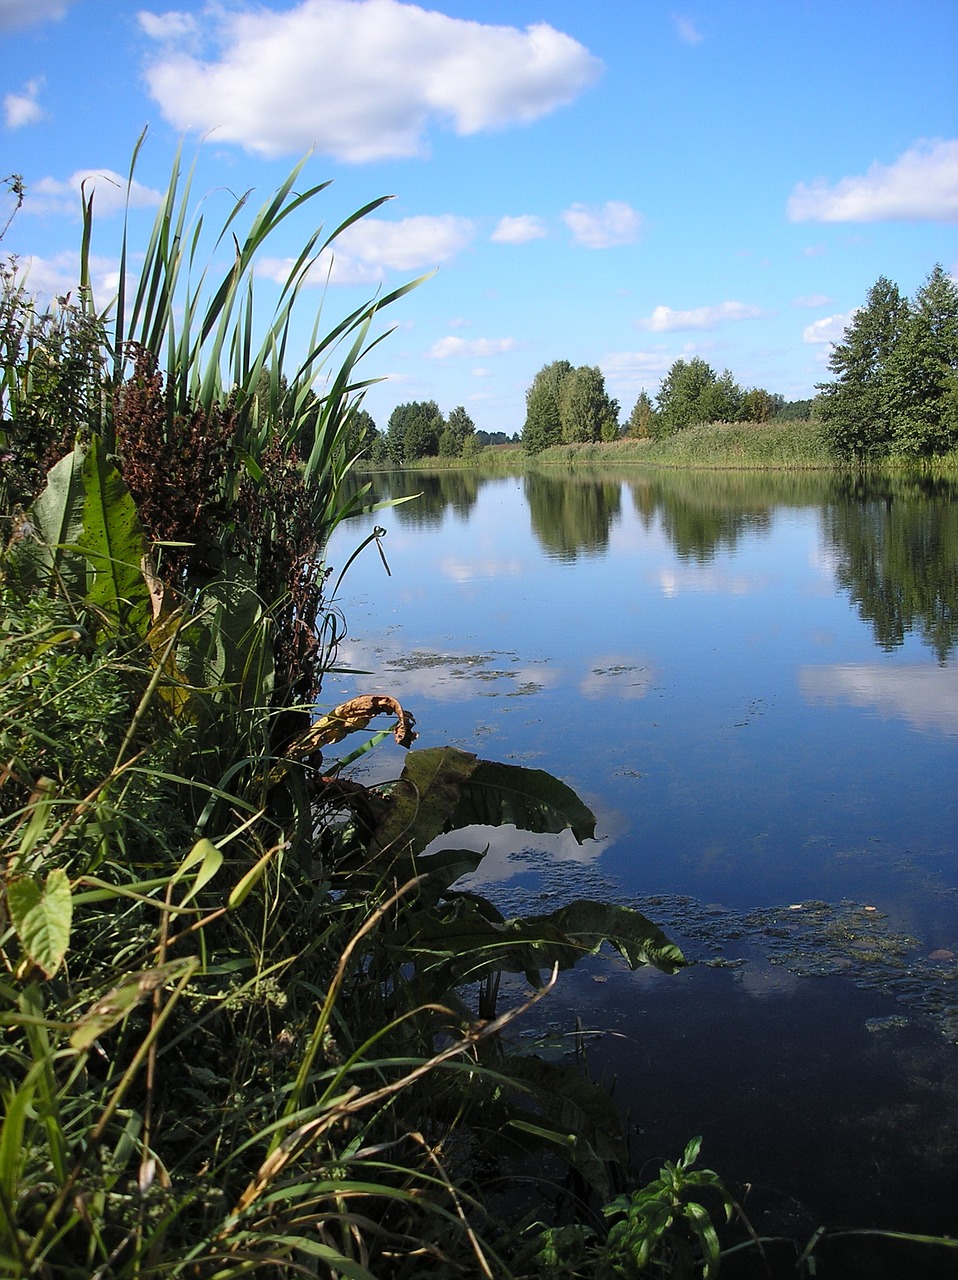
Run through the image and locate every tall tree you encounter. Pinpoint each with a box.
[627,389,655,437]
[886,264,958,456]
[559,365,620,443]
[386,400,443,463]
[439,404,476,457]
[655,357,719,433]
[522,360,573,453]
[817,276,909,461]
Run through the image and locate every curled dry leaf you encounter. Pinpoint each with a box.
[288,695,418,757]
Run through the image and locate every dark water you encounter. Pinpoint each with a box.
[324,467,958,1245]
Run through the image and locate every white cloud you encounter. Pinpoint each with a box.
[8,252,121,303]
[491,214,547,244]
[4,78,44,128]
[636,300,765,331]
[788,139,958,223]
[137,9,200,43]
[792,293,832,308]
[673,14,704,44]
[600,349,673,394]
[139,0,603,162]
[28,170,163,218]
[258,213,474,287]
[799,664,958,736]
[802,312,854,345]
[562,200,642,248]
[0,0,72,29]
[427,335,516,358]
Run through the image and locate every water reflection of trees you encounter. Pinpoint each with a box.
[524,471,622,560]
[822,475,958,661]
[627,471,782,561]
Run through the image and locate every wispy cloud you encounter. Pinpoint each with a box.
[491,214,547,244]
[792,293,832,308]
[0,0,73,29]
[138,0,603,162]
[563,200,642,248]
[27,170,163,218]
[6,251,120,302]
[636,300,766,331]
[600,349,673,394]
[4,78,45,128]
[788,139,958,223]
[427,336,517,359]
[258,213,474,287]
[673,14,704,44]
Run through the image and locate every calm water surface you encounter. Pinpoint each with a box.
[324,467,958,1236]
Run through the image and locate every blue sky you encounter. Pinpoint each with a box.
[2,0,957,434]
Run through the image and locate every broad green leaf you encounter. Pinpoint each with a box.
[7,868,72,978]
[179,557,274,711]
[10,447,87,592]
[76,436,151,635]
[452,759,596,843]
[70,958,198,1051]
[369,746,479,857]
[526,900,687,975]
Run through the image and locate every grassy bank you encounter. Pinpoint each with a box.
[398,418,958,475]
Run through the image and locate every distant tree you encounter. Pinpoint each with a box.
[386,400,444,463]
[698,368,744,423]
[655,357,718,433]
[627,389,655,438]
[740,387,779,423]
[439,404,476,457]
[559,365,620,443]
[342,406,378,460]
[886,264,958,456]
[522,360,573,453]
[817,276,909,461]
[475,430,514,447]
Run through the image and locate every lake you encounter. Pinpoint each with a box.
[323,466,958,1243]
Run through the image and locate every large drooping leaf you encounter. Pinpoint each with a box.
[6,868,72,978]
[8,447,87,592]
[368,747,596,859]
[451,759,596,843]
[384,895,685,989]
[525,900,687,974]
[76,436,151,635]
[178,557,274,712]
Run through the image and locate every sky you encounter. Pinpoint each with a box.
[2,0,957,435]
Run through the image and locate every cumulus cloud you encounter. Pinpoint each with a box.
[802,313,854,345]
[27,170,163,218]
[799,663,958,736]
[788,139,958,223]
[673,14,704,44]
[7,251,120,302]
[600,349,673,393]
[0,0,72,29]
[491,214,547,244]
[138,0,603,162]
[636,300,765,331]
[5,78,45,128]
[562,200,642,248]
[137,9,200,43]
[427,335,516,358]
[258,213,474,287]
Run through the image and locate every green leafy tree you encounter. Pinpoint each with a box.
[698,367,744,423]
[886,264,958,456]
[655,357,719,434]
[627,389,655,438]
[439,404,476,457]
[522,359,573,453]
[559,364,620,443]
[817,276,909,461]
[741,387,781,423]
[386,399,444,463]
